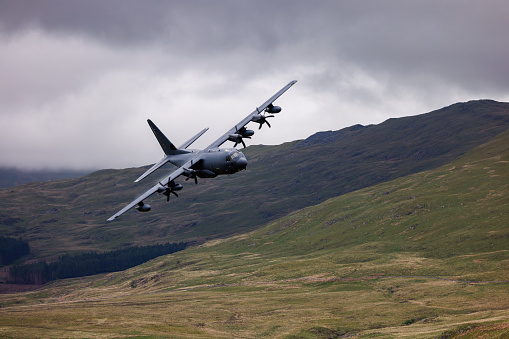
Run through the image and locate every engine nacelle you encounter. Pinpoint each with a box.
[251,114,263,123]
[196,169,217,178]
[228,134,243,143]
[135,202,151,212]
[157,183,182,194]
[266,105,281,113]
[170,183,183,191]
[239,128,254,137]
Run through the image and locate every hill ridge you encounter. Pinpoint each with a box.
[1,116,507,338]
[1,99,509,261]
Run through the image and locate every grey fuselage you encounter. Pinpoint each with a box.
[168,148,247,177]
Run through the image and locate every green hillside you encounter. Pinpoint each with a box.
[1,100,508,261]
[0,120,507,337]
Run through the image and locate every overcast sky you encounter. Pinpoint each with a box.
[1,0,508,170]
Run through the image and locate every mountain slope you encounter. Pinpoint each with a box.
[1,116,508,338]
[217,127,509,266]
[0,100,508,260]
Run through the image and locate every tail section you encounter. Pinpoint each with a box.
[134,120,185,183]
[148,119,180,155]
[136,120,208,183]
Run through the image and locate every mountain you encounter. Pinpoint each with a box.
[1,119,507,338]
[0,100,509,261]
[0,167,92,188]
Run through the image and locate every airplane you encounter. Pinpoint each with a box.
[107,80,297,221]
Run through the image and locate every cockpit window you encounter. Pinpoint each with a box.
[231,152,240,160]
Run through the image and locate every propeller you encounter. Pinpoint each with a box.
[234,138,246,148]
[183,168,198,184]
[251,113,274,129]
[157,180,182,201]
[228,134,247,148]
[229,127,253,148]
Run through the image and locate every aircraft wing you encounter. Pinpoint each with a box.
[205,80,297,149]
[134,155,173,183]
[107,153,203,221]
[106,182,164,222]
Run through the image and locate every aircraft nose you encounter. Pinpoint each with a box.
[236,157,247,170]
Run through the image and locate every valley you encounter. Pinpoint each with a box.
[0,104,508,338]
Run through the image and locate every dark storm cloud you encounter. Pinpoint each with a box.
[1,0,508,169]
[1,1,291,51]
[3,0,508,88]
[1,0,167,43]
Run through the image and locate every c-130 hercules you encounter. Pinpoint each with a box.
[108,80,297,221]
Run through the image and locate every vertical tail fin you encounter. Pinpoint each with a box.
[136,120,207,183]
[147,119,179,155]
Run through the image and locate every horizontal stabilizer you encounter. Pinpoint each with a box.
[134,155,172,183]
[178,127,209,149]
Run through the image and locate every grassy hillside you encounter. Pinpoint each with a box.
[1,100,508,262]
[0,122,507,337]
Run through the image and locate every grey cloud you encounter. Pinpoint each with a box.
[1,0,508,170]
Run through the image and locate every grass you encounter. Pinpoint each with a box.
[1,276,508,338]
[0,124,508,337]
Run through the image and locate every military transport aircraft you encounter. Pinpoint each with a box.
[108,80,297,221]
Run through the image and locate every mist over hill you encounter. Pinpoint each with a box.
[0,99,508,261]
[0,167,92,189]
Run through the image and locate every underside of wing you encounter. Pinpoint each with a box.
[107,183,162,221]
[107,153,204,221]
[205,80,297,150]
